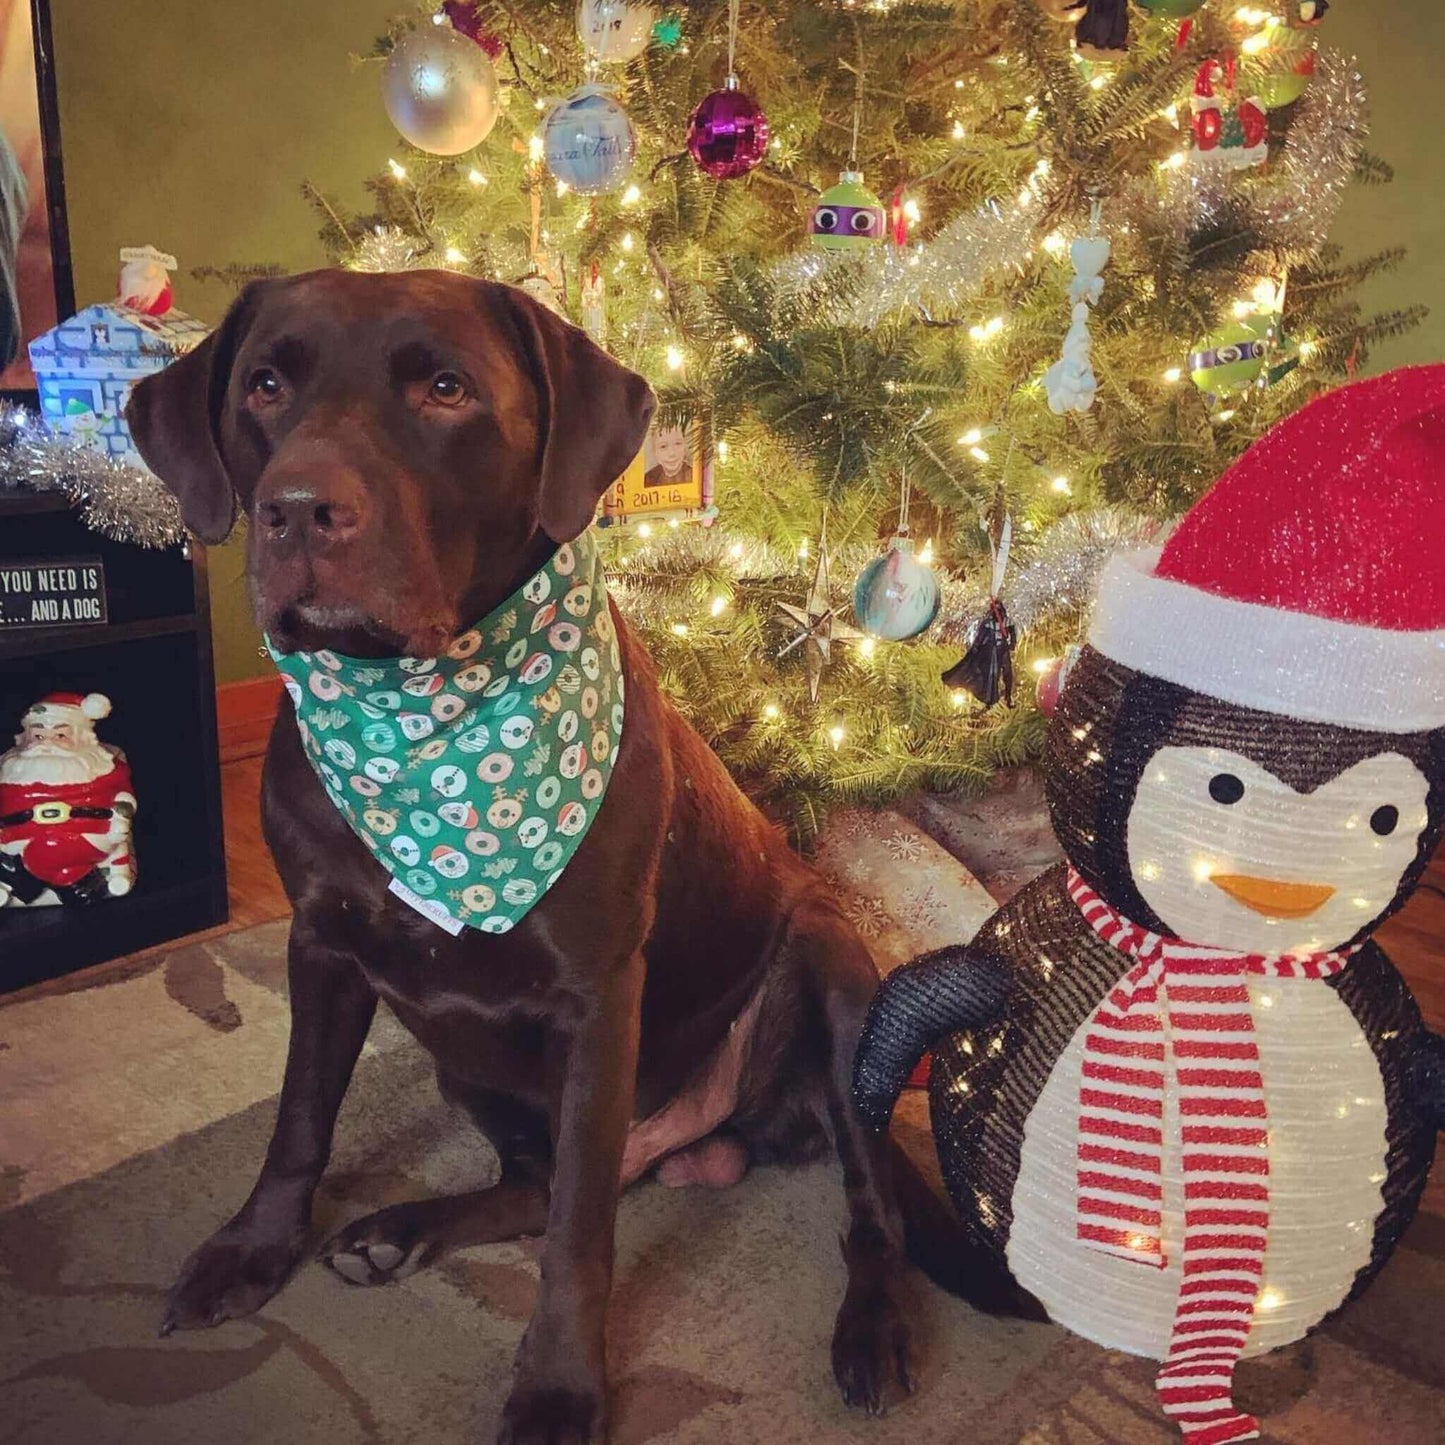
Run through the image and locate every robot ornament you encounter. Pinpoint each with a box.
[855,364,1445,1445]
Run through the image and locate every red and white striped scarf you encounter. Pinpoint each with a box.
[1067,867,1354,1445]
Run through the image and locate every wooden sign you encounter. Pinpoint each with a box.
[599,418,716,530]
[0,556,107,629]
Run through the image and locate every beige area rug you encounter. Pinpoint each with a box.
[3,818,1444,1444]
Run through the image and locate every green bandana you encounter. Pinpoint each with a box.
[268,531,623,936]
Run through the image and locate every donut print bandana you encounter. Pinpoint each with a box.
[268,531,623,935]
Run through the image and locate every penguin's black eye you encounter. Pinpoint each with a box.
[1370,804,1399,836]
[1208,773,1245,805]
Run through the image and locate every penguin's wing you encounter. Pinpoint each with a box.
[852,945,1013,1131]
[1410,1029,1445,1130]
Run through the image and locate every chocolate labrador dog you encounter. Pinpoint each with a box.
[127,269,913,1444]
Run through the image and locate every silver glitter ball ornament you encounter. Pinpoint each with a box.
[382,26,499,156]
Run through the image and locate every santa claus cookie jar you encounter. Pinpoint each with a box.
[0,693,137,907]
[855,364,1445,1445]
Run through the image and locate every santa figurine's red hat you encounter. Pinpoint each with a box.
[1087,364,1445,733]
[24,692,113,727]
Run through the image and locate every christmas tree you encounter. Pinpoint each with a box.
[307,0,1418,843]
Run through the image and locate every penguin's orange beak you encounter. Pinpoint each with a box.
[1211,873,1336,919]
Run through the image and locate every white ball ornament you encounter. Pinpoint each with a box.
[382,26,499,156]
[576,0,657,64]
[542,85,637,196]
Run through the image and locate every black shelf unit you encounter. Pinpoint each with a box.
[0,495,228,991]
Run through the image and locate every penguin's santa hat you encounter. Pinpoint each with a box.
[1088,364,1445,734]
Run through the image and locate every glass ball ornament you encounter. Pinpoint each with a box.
[686,78,769,181]
[577,0,657,64]
[810,170,886,251]
[542,85,637,196]
[1189,317,1272,397]
[1253,37,1318,109]
[381,25,499,156]
[441,1,502,54]
[852,536,940,642]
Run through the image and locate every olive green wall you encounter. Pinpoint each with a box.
[50,0,401,684]
[1327,6,1445,371]
[46,3,1445,686]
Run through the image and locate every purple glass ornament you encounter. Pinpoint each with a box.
[686,79,769,180]
[442,1,503,56]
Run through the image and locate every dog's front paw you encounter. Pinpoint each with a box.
[831,1278,914,1416]
[497,1383,605,1445]
[160,1223,304,1335]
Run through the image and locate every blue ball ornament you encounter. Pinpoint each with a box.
[852,535,940,641]
[542,84,637,196]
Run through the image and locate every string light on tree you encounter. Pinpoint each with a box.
[309,0,1402,840]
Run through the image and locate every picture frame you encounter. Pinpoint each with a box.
[0,0,73,399]
[598,415,717,531]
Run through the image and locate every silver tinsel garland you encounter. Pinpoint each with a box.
[775,48,1366,332]
[0,405,186,550]
[607,506,1166,651]
[1253,49,1370,251]
[939,507,1170,643]
[349,225,438,273]
[1144,48,1369,255]
[770,196,1040,329]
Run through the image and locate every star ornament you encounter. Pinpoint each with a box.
[776,541,864,702]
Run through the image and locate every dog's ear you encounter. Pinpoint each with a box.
[125,280,269,544]
[500,285,656,542]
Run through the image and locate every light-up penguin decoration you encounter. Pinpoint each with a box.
[854,365,1445,1445]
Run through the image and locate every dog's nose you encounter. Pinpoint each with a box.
[256,483,367,549]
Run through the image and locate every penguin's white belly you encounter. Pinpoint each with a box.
[1006,977,1387,1359]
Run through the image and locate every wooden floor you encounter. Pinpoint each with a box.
[221,754,289,930]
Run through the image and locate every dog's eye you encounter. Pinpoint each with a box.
[428,372,468,406]
[247,367,285,403]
